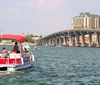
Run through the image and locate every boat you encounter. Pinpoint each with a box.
[0,34,34,71]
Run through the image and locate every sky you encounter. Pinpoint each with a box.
[0,0,100,36]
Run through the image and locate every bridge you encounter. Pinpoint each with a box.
[36,29,100,47]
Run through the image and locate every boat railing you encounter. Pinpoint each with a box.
[0,51,33,65]
[9,54,21,58]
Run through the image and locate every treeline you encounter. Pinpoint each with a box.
[26,35,43,43]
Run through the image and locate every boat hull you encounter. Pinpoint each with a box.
[0,54,34,71]
[7,61,33,71]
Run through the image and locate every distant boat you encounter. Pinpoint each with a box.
[34,40,37,49]
[34,46,37,49]
[55,45,61,47]
[58,45,61,47]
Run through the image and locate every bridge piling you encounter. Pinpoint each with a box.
[36,29,100,48]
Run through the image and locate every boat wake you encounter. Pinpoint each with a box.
[0,71,24,75]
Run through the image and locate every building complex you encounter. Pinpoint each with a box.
[72,12,100,30]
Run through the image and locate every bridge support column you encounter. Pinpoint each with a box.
[38,40,40,46]
[89,33,92,47]
[59,37,61,46]
[51,39,53,46]
[62,36,66,46]
[75,35,80,47]
[69,35,73,47]
[40,40,42,45]
[47,39,49,46]
[48,39,51,46]
[52,39,55,46]
[41,40,43,46]
[39,40,41,46]
[81,34,85,47]
[42,40,44,46]
[45,39,48,46]
[56,38,58,45]
[54,38,57,46]
[42,39,45,46]
[51,39,53,45]
[66,37,69,46]
[96,33,100,47]
[73,37,75,46]
[55,37,58,45]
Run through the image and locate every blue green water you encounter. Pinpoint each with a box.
[0,46,100,85]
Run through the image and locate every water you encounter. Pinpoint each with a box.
[1,46,100,85]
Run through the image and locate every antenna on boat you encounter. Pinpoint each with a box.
[0,30,3,43]
[1,30,3,38]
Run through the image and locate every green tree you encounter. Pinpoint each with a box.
[26,35,34,43]
[39,35,43,38]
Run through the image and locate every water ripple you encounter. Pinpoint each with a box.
[1,46,100,85]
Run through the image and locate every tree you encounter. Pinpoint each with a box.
[39,35,43,38]
[26,35,34,43]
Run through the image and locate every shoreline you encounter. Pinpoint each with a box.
[0,43,34,45]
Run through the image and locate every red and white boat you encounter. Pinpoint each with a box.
[0,34,34,71]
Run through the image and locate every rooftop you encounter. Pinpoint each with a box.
[73,12,100,18]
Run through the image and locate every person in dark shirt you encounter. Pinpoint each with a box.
[11,42,20,53]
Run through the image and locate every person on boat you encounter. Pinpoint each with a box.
[24,48,29,53]
[11,42,20,53]
[20,46,25,57]
[20,46,29,57]
[2,47,9,58]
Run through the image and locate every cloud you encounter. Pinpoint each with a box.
[57,0,64,5]
[37,0,64,8]
[15,0,34,8]
[36,0,66,23]
[37,0,47,8]
[0,0,37,20]
[0,0,65,20]
[0,0,69,35]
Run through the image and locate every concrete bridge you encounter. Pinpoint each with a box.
[36,29,100,47]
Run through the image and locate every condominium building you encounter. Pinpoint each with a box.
[72,12,100,29]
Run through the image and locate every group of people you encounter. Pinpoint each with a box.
[2,42,29,58]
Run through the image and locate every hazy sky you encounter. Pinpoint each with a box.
[0,0,100,35]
